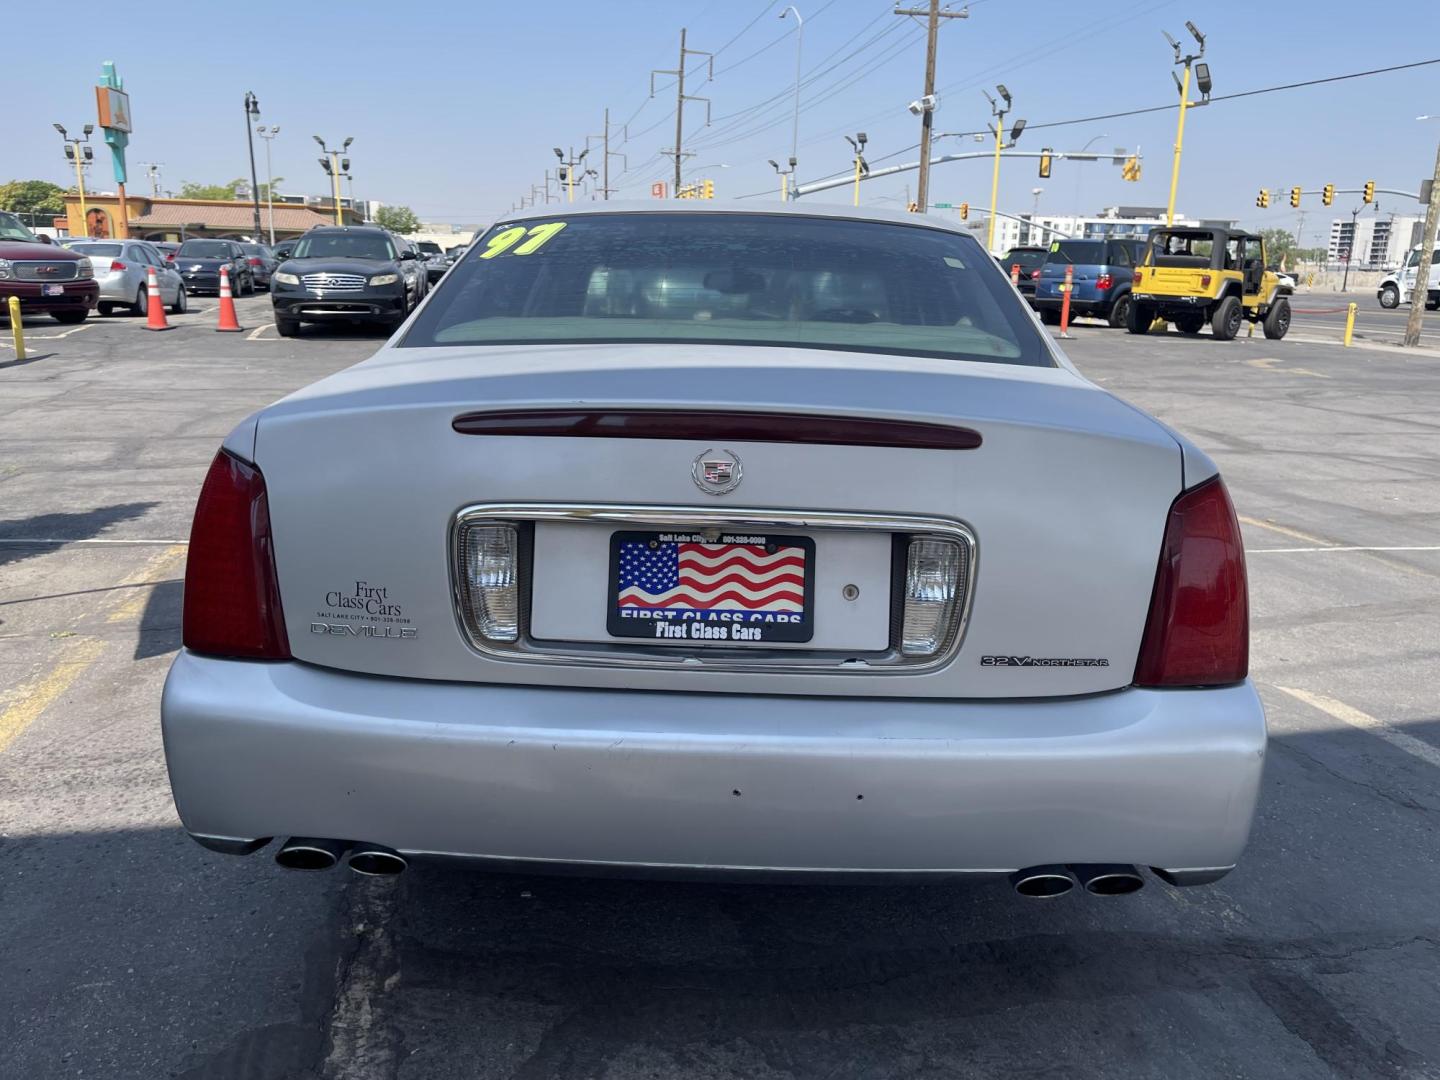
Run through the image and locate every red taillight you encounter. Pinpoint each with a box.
[248,257,263,266]
[1031,268,1041,279]
[1095,273,1113,290]
[1134,268,1144,286]
[110,260,127,271]
[182,450,291,660]
[1133,476,1248,687]
[1201,274,1212,288]
[165,252,175,261]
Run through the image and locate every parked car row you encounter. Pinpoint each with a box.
[999,228,1294,340]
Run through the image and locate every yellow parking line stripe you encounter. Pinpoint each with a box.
[0,637,105,753]
[1237,515,1332,546]
[106,544,187,624]
[1275,686,1440,771]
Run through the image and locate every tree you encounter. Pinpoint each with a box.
[374,205,421,233]
[257,177,284,201]
[0,179,67,218]
[179,179,247,200]
[1260,228,1296,267]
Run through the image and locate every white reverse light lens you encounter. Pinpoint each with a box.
[273,271,300,285]
[901,537,966,656]
[369,273,399,286]
[460,523,519,642]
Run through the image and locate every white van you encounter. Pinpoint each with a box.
[1377,245,1440,309]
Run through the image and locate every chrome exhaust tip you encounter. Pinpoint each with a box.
[1068,864,1145,896]
[1010,865,1075,897]
[275,837,348,871]
[347,844,407,877]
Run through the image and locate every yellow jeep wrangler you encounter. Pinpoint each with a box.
[1127,227,1293,341]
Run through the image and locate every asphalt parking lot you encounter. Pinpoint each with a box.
[4,295,1440,1079]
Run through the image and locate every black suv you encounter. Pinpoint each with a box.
[269,226,421,336]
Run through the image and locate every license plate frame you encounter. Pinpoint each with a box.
[607,530,816,645]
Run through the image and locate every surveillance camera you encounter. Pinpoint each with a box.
[907,95,938,116]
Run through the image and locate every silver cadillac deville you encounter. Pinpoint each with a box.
[162,203,1264,897]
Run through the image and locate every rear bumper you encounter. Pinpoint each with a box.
[1034,293,1110,314]
[162,652,1267,879]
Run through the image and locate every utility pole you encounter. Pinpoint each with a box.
[314,136,353,226]
[652,29,712,197]
[894,1,967,214]
[1404,129,1440,347]
[589,108,627,201]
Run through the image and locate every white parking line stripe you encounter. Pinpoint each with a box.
[246,324,271,341]
[1248,546,1440,554]
[0,323,93,344]
[0,538,189,546]
[1275,686,1440,770]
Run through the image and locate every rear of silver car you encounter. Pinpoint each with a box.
[162,206,1264,893]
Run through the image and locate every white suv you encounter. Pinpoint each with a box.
[1378,245,1440,309]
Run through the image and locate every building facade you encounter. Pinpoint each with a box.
[1326,214,1425,269]
[974,206,1217,254]
[61,193,362,242]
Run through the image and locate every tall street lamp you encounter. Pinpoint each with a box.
[255,125,280,245]
[53,123,94,234]
[982,85,1026,252]
[768,158,796,201]
[314,136,352,225]
[845,133,868,207]
[780,6,803,190]
[1161,21,1212,226]
[243,92,263,240]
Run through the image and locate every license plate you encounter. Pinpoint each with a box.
[42,284,63,296]
[608,530,815,644]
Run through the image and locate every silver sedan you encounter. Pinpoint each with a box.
[68,240,188,317]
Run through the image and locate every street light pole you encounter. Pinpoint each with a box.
[845,133,868,207]
[256,125,279,245]
[1162,21,1211,226]
[243,92,263,240]
[780,6,803,186]
[53,124,94,234]
[983,85,1024,251]
[1404,117,1440,347]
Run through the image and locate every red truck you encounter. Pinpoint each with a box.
[0,211,99,323]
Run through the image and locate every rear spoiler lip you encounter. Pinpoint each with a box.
[450,408,982,450]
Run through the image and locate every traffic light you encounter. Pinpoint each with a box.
[702,178,715,200]
[959,202,969,220]
[1322,183,1335,207]
[1363,180,1375,204]
[906,202,919,213]
[1256,188,1269,208]
[1289,186,1301,208]
[1038,149,1052,179]
[1121,156,1141,182]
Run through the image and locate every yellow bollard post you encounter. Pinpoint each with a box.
[7,296,25,361]
[1343,302,1357,347]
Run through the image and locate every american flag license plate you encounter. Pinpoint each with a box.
[608,531,815,644]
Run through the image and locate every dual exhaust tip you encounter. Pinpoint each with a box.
[1010,863,1145,898]
[274,837,407,877]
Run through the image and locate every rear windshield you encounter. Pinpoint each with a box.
[178,240,232,258]
[241,244,270,256]
[1045,241,1106,265]
[1002,249,1046,270]
[402,213,1051,367]
[72,243,123,257]
[292,233,396,260]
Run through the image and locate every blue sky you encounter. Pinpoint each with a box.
[7,0,1439,248]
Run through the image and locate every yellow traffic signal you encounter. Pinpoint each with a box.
[959,201,969,220]
[1038,149,1052,179]
[1121,156,1141,182]
[906,201,919,213]
[1289,186,1301,208]
[1363,180,1375,203]
[1322,183,1335,207]
[702,178,715,199]
[1256,188,1270,208]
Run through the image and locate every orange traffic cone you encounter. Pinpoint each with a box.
[144,266,172,331]
[216,266,243,332]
